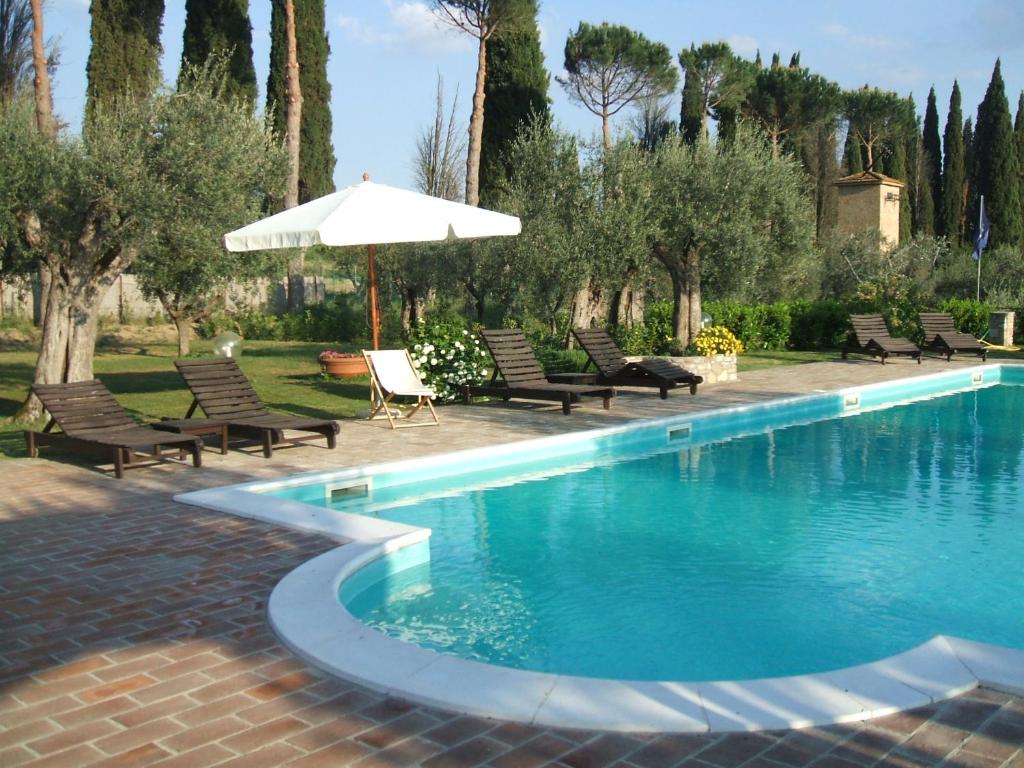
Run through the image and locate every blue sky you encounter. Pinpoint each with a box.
[45,1,1023,192]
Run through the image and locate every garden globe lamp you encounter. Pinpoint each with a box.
[702,312,713,328]
[212,332,243,358]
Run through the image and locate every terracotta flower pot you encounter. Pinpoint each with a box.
[320,356,368,377]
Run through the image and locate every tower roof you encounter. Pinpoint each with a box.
[834,170,905,188]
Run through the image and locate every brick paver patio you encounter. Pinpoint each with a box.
[2,359,1022,767]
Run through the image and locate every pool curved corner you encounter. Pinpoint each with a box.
[178,363,1024,733]
[268,534,1024,733]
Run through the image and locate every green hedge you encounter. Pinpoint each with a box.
[199,296,364,342]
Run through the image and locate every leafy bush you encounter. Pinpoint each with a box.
[787,299,850,349]
[693,325,743,356]
[407,318,490,402]
[198,296,364,342]
[704,301,790,350]
[938,298,990,338]
[612,300,678,356]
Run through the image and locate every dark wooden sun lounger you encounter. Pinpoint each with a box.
[572,328,703,398]
[25,380,203,478]
[919,313,987,361]
[463,329,614,415]
[173,358,339,458]
[842,314,921,364]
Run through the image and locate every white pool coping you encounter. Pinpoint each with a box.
[175,363,1024,733]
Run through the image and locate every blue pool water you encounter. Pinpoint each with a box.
[283,384,1024,681]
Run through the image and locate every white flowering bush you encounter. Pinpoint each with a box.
[407,319,490,402]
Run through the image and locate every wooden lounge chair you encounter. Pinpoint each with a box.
[464,328,614,415]
[363,349,439,429]
[25,380,203,478]
[572,328,702,399]
[173,358,339,458]
[842,314,922,364]
[919,312,987,361]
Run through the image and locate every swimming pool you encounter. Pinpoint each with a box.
[176,364,1024,731]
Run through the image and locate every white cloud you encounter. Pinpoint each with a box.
[335,3,470,56]
[820,22,898,51]
[726,34,759,58]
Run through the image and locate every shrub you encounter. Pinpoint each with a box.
[788,299,850,349]
[407,318,490,402]
[612,301,679,356]
[198,296,365,343]
[703,301,789,350]
[938,298,990,338]
[693,325,743,356]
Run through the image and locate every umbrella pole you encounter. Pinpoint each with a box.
[367,244,380,350]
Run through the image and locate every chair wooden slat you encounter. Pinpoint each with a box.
[173,358,338,458]
[464,330,615,414]
[571,328,702,398]
[27,379,202,478]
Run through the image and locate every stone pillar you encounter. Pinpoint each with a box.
[988,311,1015,346]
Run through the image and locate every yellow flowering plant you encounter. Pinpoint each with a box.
[693,325,744,356]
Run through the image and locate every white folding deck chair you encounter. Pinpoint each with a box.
[362,349,439,429]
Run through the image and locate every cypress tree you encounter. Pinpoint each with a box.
[267,0,335,203]
[909,130,935,237]
[180,0,257,104]
[939,82,966,243]
[479,0,549,206]
[1014,92,1024,225]
[973,60,1022,247]
[963,116,975,241]
[85,0,164,125]
[888,129,912,243]
[679,64,703,143]
[922,86,942,231]
[843,129,863,173]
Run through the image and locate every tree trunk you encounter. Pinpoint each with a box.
[465,36,487,206]
[30,0,55,140]
[65,301,102,382]
[686,252,702,343]
[16,271,69,422]
[283,0,304,310]
[657,245,701,348]
[157,294,192,357]
[611,281,645,328]
[601,107,611,154]
[569,279,608,332]
[464,279,485,321]
[173,314,191,357]
[666,265,689,346]
[35,264,50,327]
[287,251,305,312]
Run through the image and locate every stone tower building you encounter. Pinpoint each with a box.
[834,171,905,248]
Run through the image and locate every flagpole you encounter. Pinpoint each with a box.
[976,196,983,302]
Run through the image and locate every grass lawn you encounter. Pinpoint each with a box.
[0,339,372,458]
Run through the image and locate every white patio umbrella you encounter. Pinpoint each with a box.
[224,175,521,348]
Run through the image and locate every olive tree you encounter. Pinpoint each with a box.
[0,96,160,420]
[650,126,816,345]
[133,62,289,356]
[487,121,590,331]
[0,68,286,420]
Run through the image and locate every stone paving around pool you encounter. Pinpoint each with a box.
[2,358,1022,767]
